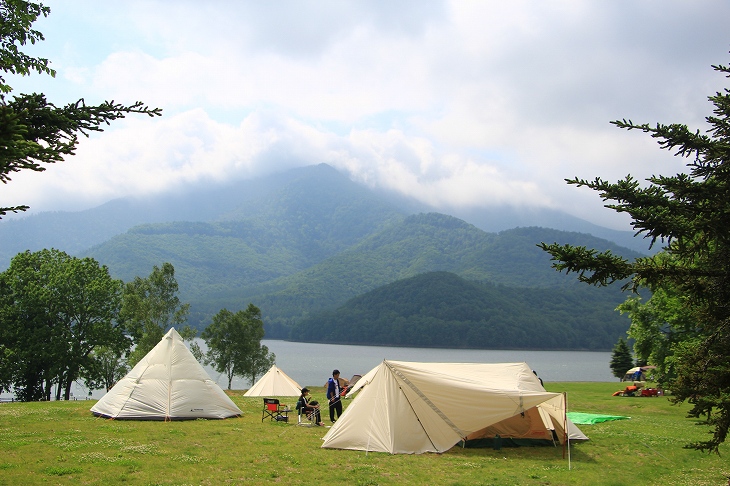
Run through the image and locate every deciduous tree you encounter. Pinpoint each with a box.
[201,304,274,390]
[81,346,129,393]
[539,60,730,453]
[120,262,193,366]
[0,249,128,400]
[616,284,696,385]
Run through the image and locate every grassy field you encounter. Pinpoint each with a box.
[0,382,727,485]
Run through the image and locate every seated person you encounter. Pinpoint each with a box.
[296,388,324,426]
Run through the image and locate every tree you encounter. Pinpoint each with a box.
[120,262,193,366]
[81,346,129,393]
[0,343,12,394]
[237,304,276,386]
[0,249,128,400]
[616,284,697,385]
[201,309,244,390]
[0,1,161,217]
[609,338,634,380]
[539,61,730,453]
[201,304,275,390]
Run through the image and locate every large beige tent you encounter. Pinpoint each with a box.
[91,328,242,420]
[321,360,587,454]
[243,364,302,397]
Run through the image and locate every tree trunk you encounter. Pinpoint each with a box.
[44,378,53,401]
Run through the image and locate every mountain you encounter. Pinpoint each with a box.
[449,205,652,254]
[1,164,403,268]
[81,164,406,282]
[0,164,649,270]
[291,271,630,350]
[221,215,642,337]
[2,164,650,350]
[81,206,642,344]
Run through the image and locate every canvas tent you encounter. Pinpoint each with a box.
[461,394,588,447]
[243,364,302,397]
[91,328,242,420]
[321,360,587,454]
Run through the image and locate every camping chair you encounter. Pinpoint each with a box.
[296,398,318,427]
[262,398,290,423]
[298,406,319,426]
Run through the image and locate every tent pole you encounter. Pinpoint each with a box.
[563,391,571,470]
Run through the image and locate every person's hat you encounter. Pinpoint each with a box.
[333,369,340,375]
[301,387,309,393]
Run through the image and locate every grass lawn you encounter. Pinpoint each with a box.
[0,382,727,485]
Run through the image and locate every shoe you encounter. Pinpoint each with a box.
[318,422,325,426]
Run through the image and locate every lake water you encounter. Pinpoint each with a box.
[1,340,616,401]
[256,340,616,388]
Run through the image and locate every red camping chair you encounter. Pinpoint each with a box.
[262,398,290,422]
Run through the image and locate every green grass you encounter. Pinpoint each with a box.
[0,382,727,485]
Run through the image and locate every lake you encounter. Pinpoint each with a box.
[254,340,616,389]
[1,340,617,401]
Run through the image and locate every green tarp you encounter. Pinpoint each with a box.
[566,412,630,424]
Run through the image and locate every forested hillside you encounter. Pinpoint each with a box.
[82,164,406,286]
[291,271,632,350]
[83,207,642,345]
[1,164,647,270]
[221,214,643,336]
[0,164,407,268]
[84,211,638,347]
[3,164,648,350]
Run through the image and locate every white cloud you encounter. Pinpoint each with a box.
[4,0,730,231]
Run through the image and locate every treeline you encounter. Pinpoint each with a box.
[0,250,273,401]
[290,271,632,350]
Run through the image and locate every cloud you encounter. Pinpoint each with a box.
[4,0,730,231]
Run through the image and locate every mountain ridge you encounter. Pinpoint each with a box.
[2,164,648,350]
[0,163,649,269]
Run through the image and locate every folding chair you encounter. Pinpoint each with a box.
[297,406,316,426]
[296,397,318,427]
[262,398,290,422]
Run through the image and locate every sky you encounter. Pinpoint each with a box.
[3,0,730,230]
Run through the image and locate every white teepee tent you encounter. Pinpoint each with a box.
[321,360,587,454]
[91,328,242,420]
[243,364,302,397]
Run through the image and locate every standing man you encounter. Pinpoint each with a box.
[327,369,344,423]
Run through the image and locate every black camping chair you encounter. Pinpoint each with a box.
[262,398,290,423]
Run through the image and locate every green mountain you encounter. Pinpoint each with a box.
[227,214,641,340]
[1,164,405,268]
[291,271,630,350]
[0,164,650,270]
[87,205,641,347]
[4,163,649,350]
[82,164,408,326]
